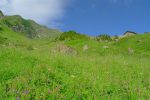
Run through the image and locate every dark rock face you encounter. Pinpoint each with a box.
[0,10,4,19]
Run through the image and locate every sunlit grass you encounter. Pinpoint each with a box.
[0,32,149,99]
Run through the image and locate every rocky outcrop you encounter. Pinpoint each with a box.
[52,44,77,55]
[124,31,137,36]
[0,10,4,19]
[0,10,61,39]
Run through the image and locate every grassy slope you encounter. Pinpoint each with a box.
[0,15,61,38]
[0,29,149,99]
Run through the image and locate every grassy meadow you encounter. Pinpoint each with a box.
[0,27,150,99]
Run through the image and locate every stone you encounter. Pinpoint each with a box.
[52,44,77,55]
[102,46,109,49]
[83,44,89,51]
[128,48,134,54]
[124,31,137,37]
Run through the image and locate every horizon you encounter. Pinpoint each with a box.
[0,0,150,36]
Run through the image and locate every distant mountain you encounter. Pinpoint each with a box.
[0,10,61,38]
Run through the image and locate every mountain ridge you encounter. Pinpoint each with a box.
[0,10,61,39]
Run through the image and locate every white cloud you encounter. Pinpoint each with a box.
[0,0,8,6]
[0,0,71,28]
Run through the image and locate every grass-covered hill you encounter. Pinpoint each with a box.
[0,12,149,99]
[0,11,61,39]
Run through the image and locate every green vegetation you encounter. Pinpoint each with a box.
[0,12,149,99]
[96,34,112,42]
[0,14,61,38]
[0,35,7,44]
[57,30,89,41]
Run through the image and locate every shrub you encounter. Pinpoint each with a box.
[27,46,34,51]
[56,30,89,41]
[0,25,3,31]
[96,34,112,42]
[0,35,7,44]
[113,35,119,41]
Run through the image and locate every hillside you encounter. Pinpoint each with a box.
[0,12,149,99]
[0,25,150,99]
[0,11,61,39]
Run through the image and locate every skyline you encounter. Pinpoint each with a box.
[61,0,150,36]
[0,0,150,36]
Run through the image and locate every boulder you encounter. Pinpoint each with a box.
[52,44,77,55]
[83,44,89,51]
[128,48,134,54]
[124,31,137,37]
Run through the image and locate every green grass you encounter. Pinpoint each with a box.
[0,29,149,99]
[0,15,61,38]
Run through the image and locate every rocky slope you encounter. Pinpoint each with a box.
[0,10,61,39]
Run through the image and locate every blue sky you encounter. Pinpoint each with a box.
[0,0,150,36]
[61,0,150,36]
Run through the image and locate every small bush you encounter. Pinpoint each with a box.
[27,46,34,51]
[112,35,119,41]
[0,35,7,44]
[56,30,89,41]
[114,35,118,39]
[0,25,3,31]
[96,34,112,42]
